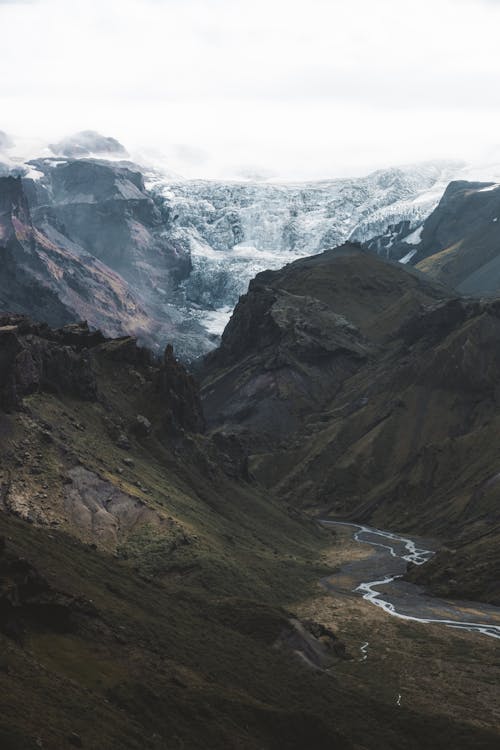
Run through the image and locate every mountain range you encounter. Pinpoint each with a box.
[1,132,500,748]
[0,131,479,358]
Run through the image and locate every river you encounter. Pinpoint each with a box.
[320,521,500,640]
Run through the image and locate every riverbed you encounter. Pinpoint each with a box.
[320,521,500,640]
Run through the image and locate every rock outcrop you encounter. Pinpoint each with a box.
[0,316,97,410]
[157,344,205,435]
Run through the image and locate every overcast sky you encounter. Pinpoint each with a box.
[1,0,500,179]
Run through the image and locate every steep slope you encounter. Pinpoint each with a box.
[0,162,214,359]
[199,247,500,605]
[414,181,500,294]
[0,175,151,336]
[2,317,492,749]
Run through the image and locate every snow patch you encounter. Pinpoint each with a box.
[477,183,500,193]
[399,248,417,264]
[403,225,423,245]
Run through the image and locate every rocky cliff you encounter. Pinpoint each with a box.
[0,160,213,360]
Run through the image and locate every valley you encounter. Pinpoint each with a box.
[1,135,500,748]
[296,525,500,742]
[320,521,500,638]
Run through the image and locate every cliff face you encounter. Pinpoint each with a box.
[0,162,213,360]
[0,315,205,436]
[0,317,97,411]
[413,181,500,295]
[27,158,191,285]
[200,246,500,605]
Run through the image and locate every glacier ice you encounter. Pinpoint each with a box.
[146,161,462,335]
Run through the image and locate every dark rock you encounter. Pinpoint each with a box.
[156,345,205,435]
[132,415,152,437]
[0,157,206,357]
[200,244,446,442]
[211,431,250,480]
[0,316,98,411]
[116,434,131,450]
[0,541,95,642]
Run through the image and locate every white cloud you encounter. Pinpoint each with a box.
[1,0,500,178]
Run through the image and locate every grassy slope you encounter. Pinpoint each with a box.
[1,342,498,748]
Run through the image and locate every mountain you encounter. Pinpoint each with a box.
[365,179,500,297]
[200,244,448,440]
[3,315,496,749]
[199,245,500,606]
[0,158,215,359]
[49,130,129,159]
[0,140,463,359]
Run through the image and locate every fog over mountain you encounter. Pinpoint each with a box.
[2,0,500,179]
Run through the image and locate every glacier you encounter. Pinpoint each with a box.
[146,160,462,335]
[0,134,477,357]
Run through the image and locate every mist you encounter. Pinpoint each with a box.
[1,0,500,179]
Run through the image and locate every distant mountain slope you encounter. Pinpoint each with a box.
[413,181,500,294]
[365,179,500,296]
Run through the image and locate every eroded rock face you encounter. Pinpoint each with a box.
[0,163,211,359]
[63,467,166,547]
[276,618,349,671]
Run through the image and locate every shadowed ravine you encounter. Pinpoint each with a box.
[320,521,500,639]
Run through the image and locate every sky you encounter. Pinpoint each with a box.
[1,0,500,179]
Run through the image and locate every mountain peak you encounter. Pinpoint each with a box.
[49,130,128,159]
